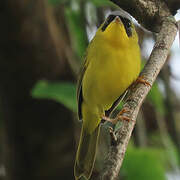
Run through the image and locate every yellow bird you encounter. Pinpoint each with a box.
[74,11,141,179]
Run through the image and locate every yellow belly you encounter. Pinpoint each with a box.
[82,43,140,113]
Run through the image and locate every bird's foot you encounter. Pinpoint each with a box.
[135,75,151,87]
[101,107,131,124]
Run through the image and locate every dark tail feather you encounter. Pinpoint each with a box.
[74,125,100,180]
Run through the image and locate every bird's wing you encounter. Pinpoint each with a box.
[77,38,96,120]
[77,51,90,120]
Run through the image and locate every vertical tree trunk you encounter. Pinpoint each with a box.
[0,1,75,179]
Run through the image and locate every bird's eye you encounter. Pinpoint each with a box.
[120,18,132,37]
[101,15,116,32]
[126,21,131,28]
[107,15,116,24]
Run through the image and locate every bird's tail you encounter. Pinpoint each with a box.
[74,124,100,180]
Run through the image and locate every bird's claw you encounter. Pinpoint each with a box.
[136,75,151,87]
[101,107,132,124]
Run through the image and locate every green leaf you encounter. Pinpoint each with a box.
[121,147,166,180]
[32,80,77,112]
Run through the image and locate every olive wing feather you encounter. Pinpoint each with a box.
[77,54,90,120]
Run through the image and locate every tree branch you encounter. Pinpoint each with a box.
[101,1,179,179]
[110,0,180,32]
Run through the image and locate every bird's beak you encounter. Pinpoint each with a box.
[115,16,121,24]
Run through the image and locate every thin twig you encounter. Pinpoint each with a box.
[101,16,179,180]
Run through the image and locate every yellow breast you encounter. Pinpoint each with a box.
[82,35,140,112]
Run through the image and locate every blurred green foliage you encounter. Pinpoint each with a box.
[150,133,180,169]
[48,0,67,5]
[90,0,113,7]
[32,80,77,112]
[121,147,166,180]
[65,7,88,59]
[147,82,166,116]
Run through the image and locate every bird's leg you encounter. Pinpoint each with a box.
[102,108,132,145]
[135,75,151,87]
[101,115,117,124]
[101,107,131,124]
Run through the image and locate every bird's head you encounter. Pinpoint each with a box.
[96,11,138,47]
